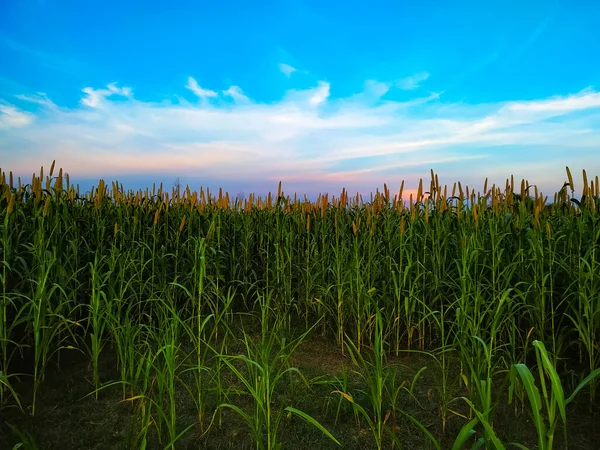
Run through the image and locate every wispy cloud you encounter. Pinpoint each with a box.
[308,81,330,105]
[185,77,218,99]
[223,86,250,103]
[81,83,132,108]
[1,76,599,196]
[279,63,297,78]
[397,71,430,90]
[0,103,34,129]
[363,80,390,98]
[504,89,600,116]
[15,92,57,109]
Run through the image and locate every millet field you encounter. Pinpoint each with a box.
[1,162,599,449]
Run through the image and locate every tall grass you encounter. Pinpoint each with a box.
[1,162,599,448]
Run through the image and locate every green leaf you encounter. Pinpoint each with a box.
[512,364,547,450]
[462,398,506,450]
[399,410,441,450]
[0,371,22,410]
[285,407,341,446]
[565,367,600,404]
[533,340,566,425]
[162,423,195,450]
[451,418,478,450]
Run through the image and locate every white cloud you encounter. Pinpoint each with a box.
[2,77,600,198]
[363,80,390,98]
[223,85,250,103]
[15,92,57,109]
[308,81,330,105]
[81,88,104,108]
[278,63,297,78]
[81,83,132,108]
[397,71,430,90]
[185,77,218,99]
[107,82,132,97]
[504,90,600,116]
[0,103,34,129]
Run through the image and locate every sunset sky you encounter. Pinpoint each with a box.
[1,0,599,198]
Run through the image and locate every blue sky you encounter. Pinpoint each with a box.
[1,0,599,198]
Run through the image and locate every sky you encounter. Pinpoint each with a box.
[1,0,599,199]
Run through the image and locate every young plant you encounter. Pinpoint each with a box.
[333,308,403,450]
[509,340,600,450]
[0,369,22,411]
[212,306,339,450]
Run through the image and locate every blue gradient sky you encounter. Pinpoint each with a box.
[1,0,599,198]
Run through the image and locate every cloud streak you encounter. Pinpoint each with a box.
[186,77,218,99]
[223,86,250,103]
[279,63,297,77]
[1,77,599,197]
[397,72,430,90]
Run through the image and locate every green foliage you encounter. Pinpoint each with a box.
[1,164,599,448]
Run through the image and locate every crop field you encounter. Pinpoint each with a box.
[1,162,599,449]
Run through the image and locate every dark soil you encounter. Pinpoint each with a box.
[1,333,599,450]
